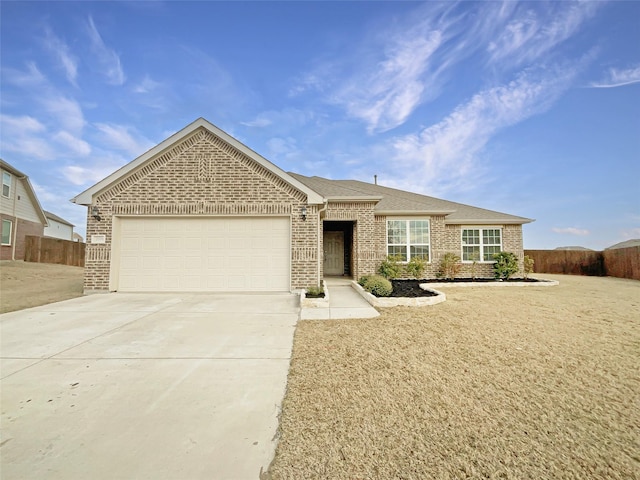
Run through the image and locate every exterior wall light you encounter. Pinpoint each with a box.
[301,206,307,221]
[91,206,101,221]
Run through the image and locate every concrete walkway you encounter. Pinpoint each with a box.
[300,278,380,320]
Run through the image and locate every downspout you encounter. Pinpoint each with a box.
[317,200,328,286]
[11,175,26,261]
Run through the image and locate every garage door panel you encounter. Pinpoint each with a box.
[116,217,290,292]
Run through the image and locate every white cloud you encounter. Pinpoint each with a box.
[385,63,582,195]
[94,123,154,157]
[0,114,55,160]
[133,75,161,94]
[41,95,86,134]
[0,137,56,160]
[2,62,47,87]
[87,16,125,86]
[0,114,46,133]
[590,65,640,88]
[241,109,315,130]
[62,162,121,187]
[53,131,91,156]
[43,27,79,86]
[487,2,599,67]
[552,227,590,236]
[293,2,598,134]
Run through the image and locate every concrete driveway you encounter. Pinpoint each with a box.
[0,292,299,480]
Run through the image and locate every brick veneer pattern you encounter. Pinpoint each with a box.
[84,128,317,292]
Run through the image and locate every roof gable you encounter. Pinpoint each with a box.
[0,159,49,225]
[71,118,324,205]
[44,210,74,227]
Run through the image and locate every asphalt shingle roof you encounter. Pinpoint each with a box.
[44,210,74,227]
[289,173,532,225]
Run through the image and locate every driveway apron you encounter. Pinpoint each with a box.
[0,292,299,480]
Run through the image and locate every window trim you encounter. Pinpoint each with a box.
[386,218,431,263]
[461,226,503,263]
[2,172,11,198]
[1,219,13,246]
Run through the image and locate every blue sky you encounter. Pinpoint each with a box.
[1,1,639,249]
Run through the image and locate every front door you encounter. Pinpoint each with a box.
[324,231,344,276]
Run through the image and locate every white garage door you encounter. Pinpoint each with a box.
[115,217,290,292]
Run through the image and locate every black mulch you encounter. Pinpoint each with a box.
[389,280,439,297]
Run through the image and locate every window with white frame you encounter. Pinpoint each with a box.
[387,219,430,261]
[2,172,11,198]
[462,228,502,262]
[1,219,12,245]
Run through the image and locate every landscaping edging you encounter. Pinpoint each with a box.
[423,278,559,288]
[300,283,330,308]
[351,281,446,307]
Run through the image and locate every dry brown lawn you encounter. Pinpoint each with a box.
[268,274,640,480]
[0,260,84,313]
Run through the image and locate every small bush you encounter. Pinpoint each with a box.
[378,255,402,279]
[523,255,535,279]
[406,256,426,279]
[306,285,324,297]
[363,275,393,297]
[438,252,462,280]
[358,275,373,287]
[493,251,519,280]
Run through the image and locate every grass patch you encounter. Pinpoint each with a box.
[268,275,640,479]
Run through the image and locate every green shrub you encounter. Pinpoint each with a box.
[306,285,324,297]
[406,256,426,279]
[438,252,462,280]
[363,275,393,297]
[378,255,402,279]
[493,251,519,280]
[523,255,535,279]
[358,275,373,287]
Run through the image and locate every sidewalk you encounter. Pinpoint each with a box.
[300,278,380,320]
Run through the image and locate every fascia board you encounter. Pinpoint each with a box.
[444,218,534,225]
[375,209,457,216]
[326,196,383,202]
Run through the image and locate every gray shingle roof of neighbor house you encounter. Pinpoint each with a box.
[289,173,533,225]
[606,239,640,250]
[44,210,74,227]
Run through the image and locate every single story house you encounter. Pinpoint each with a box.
[44,210,75,241]
[72,118,532,293]
[1,159,48,261]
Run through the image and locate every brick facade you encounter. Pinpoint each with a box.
[0,214,44,260]
[83,127,318,292]
[80,124,527,291]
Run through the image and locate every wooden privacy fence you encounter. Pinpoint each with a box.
[24,236,86,267]
[525,246,639,281]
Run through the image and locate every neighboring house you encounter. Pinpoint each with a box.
[606,239,640,250]
[44,210,75,240]
[72,232,84,243]
[71,118,532,293]
[0,160,48,261]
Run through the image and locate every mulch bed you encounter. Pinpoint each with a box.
[389,280,439,297]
